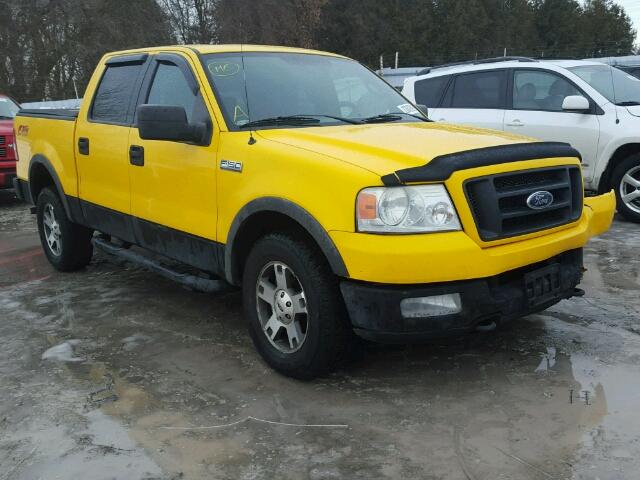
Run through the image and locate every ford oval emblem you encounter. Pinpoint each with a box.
[526,191,554,210]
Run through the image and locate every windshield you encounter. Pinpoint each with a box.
[0,96,20,119]
[570,65,640,106]
[202,52,425,129]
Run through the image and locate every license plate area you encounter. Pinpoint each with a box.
[524,264,561,308]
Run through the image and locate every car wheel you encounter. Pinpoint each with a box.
[36,187,94,271]
[612,154,640,223]
[242,233,352,379]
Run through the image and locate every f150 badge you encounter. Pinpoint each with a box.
[527,190,554,210]
[220,159,243,172]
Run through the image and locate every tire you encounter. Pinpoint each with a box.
[36,187,94,271]
[611,154,640,223]
[242,233,352,379]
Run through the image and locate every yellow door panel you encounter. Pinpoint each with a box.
[129,130,218,240]
[76,122,132,213]
[129,53,219,241]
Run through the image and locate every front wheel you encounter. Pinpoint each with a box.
[612,154,640,223]
[36,187,94,271]
[242,233,352,379]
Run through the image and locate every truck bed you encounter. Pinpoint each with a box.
[14,109,79,199]
[17,109,79,121]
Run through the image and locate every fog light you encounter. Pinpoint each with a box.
[400,293,462,318]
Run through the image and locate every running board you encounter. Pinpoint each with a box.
[92,237,231,293]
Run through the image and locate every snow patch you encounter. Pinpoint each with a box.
[42,340,84,362]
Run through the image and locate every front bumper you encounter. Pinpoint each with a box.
[330,191,614,285]
[341,248,584,342]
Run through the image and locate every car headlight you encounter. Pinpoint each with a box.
[356,185,461,233]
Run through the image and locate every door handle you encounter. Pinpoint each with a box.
[78,137,89,155]
[506,120,524,127]
[129,145,144,166]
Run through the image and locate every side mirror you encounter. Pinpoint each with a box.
[562,95,590,112]
[417,104,429,117]
[137,105,205,143]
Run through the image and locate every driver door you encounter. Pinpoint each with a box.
[128,53,219,270]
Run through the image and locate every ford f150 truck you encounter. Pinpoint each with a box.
[0,94,19,189]
[14,45,615,378]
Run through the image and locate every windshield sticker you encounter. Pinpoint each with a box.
[397,103,420,115]
[234,105,249,125]
[208,62,240,77]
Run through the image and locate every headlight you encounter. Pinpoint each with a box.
[356,185,461,233]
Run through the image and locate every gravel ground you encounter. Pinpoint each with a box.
[1,188,639,480]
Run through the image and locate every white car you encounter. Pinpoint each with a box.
[403,57,640,222]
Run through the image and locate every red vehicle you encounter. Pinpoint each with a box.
[0,94,20,189]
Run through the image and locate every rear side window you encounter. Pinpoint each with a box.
[91,63,144,124]
[450,70,507,109]
[413,76,450,107]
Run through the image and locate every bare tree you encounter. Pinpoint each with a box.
[158,0,218,44]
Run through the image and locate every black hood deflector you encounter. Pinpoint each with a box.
[381,141,581,186]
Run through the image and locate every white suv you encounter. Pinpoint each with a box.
[403,58,640,222]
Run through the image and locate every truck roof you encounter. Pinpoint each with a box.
[103,44,347,60]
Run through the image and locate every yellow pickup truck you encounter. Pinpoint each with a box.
[14,45,614,378]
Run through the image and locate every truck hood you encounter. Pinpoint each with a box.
[256,122,531,175]
[0,119,14,134]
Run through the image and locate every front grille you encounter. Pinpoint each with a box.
[0,135,5,145]
[0,135,5,158]
[0,147,5,157]
[464,166,583,241]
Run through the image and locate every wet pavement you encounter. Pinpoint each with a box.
[1,188,639,480]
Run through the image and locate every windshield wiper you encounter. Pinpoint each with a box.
[360,112,431,124]
[616,101,640,106]
[361,113,404,124]
[239,114,363,129]
[240,115,321,129]
[0,115,13,120]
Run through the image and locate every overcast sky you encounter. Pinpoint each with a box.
[615,0,640,42]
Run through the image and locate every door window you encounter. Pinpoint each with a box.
[450,70,507,109]
[414,75,450,107]
[147,63,201,122]
[513,70,581,112]
[91,63,144,124]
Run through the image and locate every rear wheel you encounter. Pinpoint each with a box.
[242,233,352,379]
[612,154,640,223]
[36,187,94,271]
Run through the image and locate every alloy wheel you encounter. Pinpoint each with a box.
[620,165,640,215]
[256,261,309,354]
[43,203,62,256]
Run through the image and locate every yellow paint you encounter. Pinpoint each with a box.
[15,45,615,286]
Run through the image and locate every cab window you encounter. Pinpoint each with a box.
[513,70,581,112]
[91,63,144,124]
[147,63,198,122]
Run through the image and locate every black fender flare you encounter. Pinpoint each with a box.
[28,154,73,219]
[224,197,349,284]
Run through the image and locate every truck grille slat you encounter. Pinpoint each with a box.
[464,166,583,241]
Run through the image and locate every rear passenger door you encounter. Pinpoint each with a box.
[75,54,149,242]
[431,70,507,132]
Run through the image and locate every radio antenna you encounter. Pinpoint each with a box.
[240,44,256,145]
[608,63,620,125]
